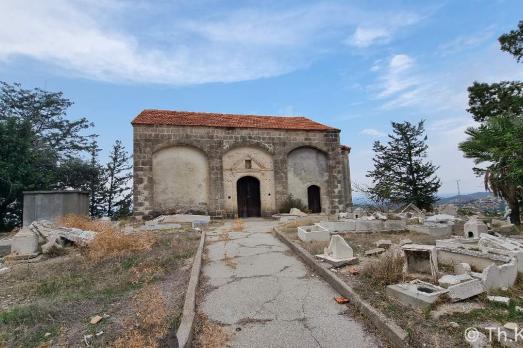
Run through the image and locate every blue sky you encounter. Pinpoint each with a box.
[1,0,522,195]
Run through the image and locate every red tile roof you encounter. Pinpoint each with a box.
[131,109,338,131]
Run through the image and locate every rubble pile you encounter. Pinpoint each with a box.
[9,220,96,258]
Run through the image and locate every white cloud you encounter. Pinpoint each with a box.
[349,27,390,47]
[438,27,495,56]
[0,1,428,85]
[360,128,386,137]
[375,54,420,98]
[345,11,424,48]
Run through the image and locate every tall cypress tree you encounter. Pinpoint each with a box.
[367,120,441,210]
[104,140,132,218]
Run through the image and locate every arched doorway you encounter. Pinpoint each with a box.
[237,176,261,217]
[308,185,321,213]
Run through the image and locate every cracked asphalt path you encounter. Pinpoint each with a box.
[201,219,384,348]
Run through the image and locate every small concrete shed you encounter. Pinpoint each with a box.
[23,190,89,226]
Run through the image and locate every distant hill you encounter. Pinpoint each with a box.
[437,192,492,205]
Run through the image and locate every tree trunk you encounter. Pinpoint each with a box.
[509,199,521,225]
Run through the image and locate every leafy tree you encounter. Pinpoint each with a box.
[367,120,441,210]
[0,82,95,230]
[459,21,523,225]
[499,20,523,62]
[103,140,132,218]
[0,82,93,156]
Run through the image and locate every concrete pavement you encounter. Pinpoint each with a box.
[200,219,384,348]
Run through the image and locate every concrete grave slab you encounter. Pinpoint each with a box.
[402,244,439,280]
[407,223,452,237]
[297,224,330,242]
[386,280,448,310]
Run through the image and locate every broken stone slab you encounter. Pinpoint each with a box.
[464,218,488,239]
[480,260,518,291]
[487,295,510,305]
[297,224,330,242]
[438,274,473,288]
[431,302,485,319]
[426,214,456,223]
[316,235,359,267]
[447,279,485,302]
[289,208,307,217]
[273,214,298,222]
[386,280,448,310]
[140,223,182,231]
[402,244,439,280]
[375,239,392,248]
[365,248,386,256]
[437,244,512,272]
[11,228,39,255]
[159,214,211,224]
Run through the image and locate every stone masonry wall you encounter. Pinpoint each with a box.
[133,124,352,218]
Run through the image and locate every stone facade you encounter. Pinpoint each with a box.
[133,114,352,218]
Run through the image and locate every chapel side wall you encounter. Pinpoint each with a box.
[132,124,346,218]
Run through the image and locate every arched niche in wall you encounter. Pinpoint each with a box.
[222,146,275,216]
[152,145,210,213]
[287,146,329,213]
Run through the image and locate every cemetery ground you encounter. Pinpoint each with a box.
[280,218,523,347]
[0,217,200,347]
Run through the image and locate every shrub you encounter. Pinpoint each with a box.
[363,250,405,285]
[279,194,307,213]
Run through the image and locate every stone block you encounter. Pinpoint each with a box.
[297,225,330,242]
[386,280,447,310]
[447,279,485,302]
[11,228,39,256]
[487,296,510,305]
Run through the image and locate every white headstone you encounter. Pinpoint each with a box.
[324,235,353,259]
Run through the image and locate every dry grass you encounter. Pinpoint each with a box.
[362,249,405,286]
[87,229,156,263]
[223,253,237,269]
[0,227,200,348]
[217,231,231,242]
[60,214,114,233]
[232,219,244,232]
[193,314,231,348]
[113,285,169,348]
